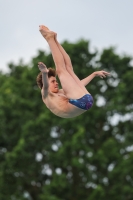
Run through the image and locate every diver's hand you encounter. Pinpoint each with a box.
[38,62,49,73]
[94,71,110,78]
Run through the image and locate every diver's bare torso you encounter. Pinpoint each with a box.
[41,89,86,118]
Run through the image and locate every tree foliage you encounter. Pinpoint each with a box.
[0,40,133,200]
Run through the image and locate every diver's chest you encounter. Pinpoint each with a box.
[45,95,68,109]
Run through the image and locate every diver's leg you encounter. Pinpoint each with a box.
[54,35,89,93]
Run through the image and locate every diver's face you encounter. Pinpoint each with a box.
[48,76,59,93]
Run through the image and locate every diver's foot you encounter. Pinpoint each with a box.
[39,25,56,40]
[39,25,49,31]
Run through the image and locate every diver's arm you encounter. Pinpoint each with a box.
[81,73,96,86]
[81,71,110,86]
[38,62,49,98]
[41,72,49,98]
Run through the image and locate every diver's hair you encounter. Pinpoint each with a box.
[36,68,56,89]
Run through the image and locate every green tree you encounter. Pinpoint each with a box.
[0,40,133,200]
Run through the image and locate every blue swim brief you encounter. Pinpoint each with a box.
[69,94,93,110]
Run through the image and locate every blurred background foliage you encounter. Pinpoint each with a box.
[0,39,133,200]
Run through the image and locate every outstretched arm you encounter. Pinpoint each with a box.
[38,62,49,98]
[81,71,110,86]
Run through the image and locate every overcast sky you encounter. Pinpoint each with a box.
[0,0,133,72]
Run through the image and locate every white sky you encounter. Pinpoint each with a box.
[0,0,133,72]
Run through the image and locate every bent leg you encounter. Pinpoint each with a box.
[39,25,86,99]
